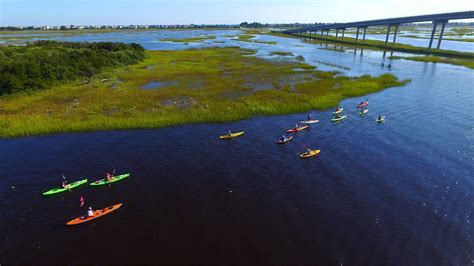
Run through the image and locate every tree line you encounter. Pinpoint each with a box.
[0,41,145,95]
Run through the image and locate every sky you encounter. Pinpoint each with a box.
[1,0,473,26]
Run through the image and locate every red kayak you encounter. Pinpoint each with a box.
[286,125,309,133]
[357,100,369,109]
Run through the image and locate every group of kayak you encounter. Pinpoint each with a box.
[42,172,130,225]
[332,99,386,123]
[218,99,386,158]
[220,112,321,158]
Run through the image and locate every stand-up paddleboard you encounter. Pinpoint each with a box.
[300,120,320,124]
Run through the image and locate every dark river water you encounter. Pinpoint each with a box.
[1,30,473,264]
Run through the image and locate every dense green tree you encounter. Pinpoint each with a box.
[0,41,145,95]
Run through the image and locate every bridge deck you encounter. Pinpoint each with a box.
[283,11,474,34]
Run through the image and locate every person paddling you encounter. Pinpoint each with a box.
[378,114,383,120]
[87,207,94,217]
[281,135,287,142]
[228,130,232,137]
[61,176,69,189]
[307,112,312,120]
[106,172,113,182]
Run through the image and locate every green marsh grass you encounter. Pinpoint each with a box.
[0,47,408,138]
[270,51,294,56]
[389,55,474,69]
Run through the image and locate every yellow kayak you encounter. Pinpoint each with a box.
[219,131,244,139]
[299,149,321,158]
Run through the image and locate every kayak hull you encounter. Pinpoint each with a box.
[219,132,244,139]
[90,174,130,187]
[331,115,347,122]
[42,179,88,196]
[277,136,294,144]
[286,125,310,133]
[300,149,321,158]
[300,120,320,124]
[66,203,123,225]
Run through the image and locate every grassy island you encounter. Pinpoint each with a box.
[0,45,408,138]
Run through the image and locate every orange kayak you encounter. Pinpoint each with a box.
[66,203,123,225]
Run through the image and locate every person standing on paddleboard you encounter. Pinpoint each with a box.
[307,112,312,120]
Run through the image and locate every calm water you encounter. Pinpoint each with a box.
[1,30,473,264]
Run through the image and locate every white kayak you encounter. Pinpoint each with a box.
[300,119,320,124]
[359,109,368,116]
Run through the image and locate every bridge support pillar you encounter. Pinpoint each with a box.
[437,21,447,49]
[355,27,360,44]
[321,30,324,38]
[392,24,399,45]
[341,28,345,40]
[335,29,339,40]
[362,27,367,42]
[428,22,438,49]
[384,25,391,46]
[327,30,330,37]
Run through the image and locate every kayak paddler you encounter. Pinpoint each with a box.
[228,130,232,137]
[61,177,69,189]
[307,112,312,120]
[87,207,94,217]
[281,135,287,142]
[378,114,383,120]
[106,172,113,182]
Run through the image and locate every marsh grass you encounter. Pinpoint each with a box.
[0,47,408,138]
[234,34,277,45]
[389,55,474,69]
[269,51,294,56]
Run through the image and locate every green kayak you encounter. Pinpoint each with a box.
[90,173,130,187]
[42,179,88,196]
[331,115,347,122]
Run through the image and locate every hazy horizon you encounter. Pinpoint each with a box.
[1,0,473,27]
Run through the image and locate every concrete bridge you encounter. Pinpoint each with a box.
[283,11,474,49]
